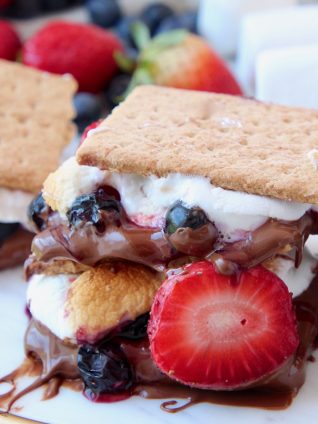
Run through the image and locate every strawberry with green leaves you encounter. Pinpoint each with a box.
[116,23,242,96]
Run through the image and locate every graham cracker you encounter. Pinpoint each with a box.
[77,85,318,205]
[0,59,77,193]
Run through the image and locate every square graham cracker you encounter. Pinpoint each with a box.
[77,85,318,205]
[0,59,77,193]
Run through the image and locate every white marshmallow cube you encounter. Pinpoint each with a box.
[237,5,318,94]
[197,0,296,58]
[256,44,318,109]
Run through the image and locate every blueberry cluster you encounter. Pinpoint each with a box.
[77,313,149,395]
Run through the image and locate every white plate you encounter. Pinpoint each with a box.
[1,268,318,424]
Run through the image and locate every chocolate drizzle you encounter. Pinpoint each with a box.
[0,320,81,412]
[2,274,318,413]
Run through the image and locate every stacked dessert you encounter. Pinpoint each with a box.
[0,59,76,269]
[4,86,318,411]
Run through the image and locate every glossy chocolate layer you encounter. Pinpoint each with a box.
[32,221,174,271]
[31,208,317,272]
[2,274,318,412]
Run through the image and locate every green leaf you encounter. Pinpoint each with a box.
[114,51,136,74]
[131,21,151,51]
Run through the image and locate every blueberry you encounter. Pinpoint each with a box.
[117,313,149,340]
[67,187,120,231]
[28,192,50,231]
[78,343,133,394]
[0,223,19,244]
[86,0,121,28]
[41,0,70,11]
[155,10,197,35]
[140,2,174,35]
[74,93,103,133]
[105,74,131,108]
[114,16,140,48]
[165,201,209,235]
[5,0,42,19]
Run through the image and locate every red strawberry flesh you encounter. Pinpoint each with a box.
[148,261,299,390]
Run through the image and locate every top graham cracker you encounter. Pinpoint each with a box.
[77,85,318,205]
[0,59,77,193]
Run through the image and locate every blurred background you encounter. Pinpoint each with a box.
[1,0,318,136]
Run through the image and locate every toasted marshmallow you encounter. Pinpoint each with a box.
[27,263,161,344]
[43,156,311,241]
[43,157,105,215]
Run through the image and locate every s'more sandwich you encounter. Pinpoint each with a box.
[0,59,76,270]
[6,86,318,410]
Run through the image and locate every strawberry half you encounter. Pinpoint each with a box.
[148,261,299,390]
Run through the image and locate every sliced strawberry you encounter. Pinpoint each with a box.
[148,261,299,390]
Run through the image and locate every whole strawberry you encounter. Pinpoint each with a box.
[22,21,123,93]
[0,20,21,61]
[117,23,242,96]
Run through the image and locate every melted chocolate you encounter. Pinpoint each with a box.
[32,221,174,271]
[218,214,314,269]
[0,320,80,412]
[2,274,318,413]
[169,223,217,256]
[31,209,317,272]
